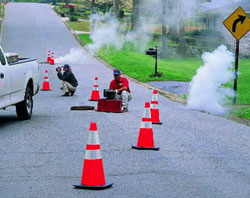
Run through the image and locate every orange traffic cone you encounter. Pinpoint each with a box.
[151,90,162,125]
[49,52,55,65]
[41,70,51,91]
[132,102,159,151]
[74,122,113,190]
[47,50,51,63]
[89,77,100,101]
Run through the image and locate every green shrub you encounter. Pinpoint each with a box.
[70,15,78,22]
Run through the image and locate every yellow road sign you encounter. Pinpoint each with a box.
[223,7,250,40]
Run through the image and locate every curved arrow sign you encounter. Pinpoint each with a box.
[232,15,246,33]
[223,7,250,40]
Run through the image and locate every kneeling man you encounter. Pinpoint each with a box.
[109,69,132,112]
[56,64,78,96]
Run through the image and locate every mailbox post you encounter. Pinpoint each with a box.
[146,46,163,78]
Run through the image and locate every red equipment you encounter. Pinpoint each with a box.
[96,99,123,113]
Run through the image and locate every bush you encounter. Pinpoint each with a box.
[70,15,78,22]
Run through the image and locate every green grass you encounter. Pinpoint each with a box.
[0,4,2,17]
[235,59,250,105]
[68,21,90,32]
[77,33,250,119]
[78,34,92,45]
[230,107,250,120]
[15,0,45,2]
[97,46,202,82]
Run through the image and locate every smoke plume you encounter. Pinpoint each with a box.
[187,45,235,115]
[55,48,86,64]
[87,0,197,52]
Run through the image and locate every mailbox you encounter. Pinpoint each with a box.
[146,48,157,56]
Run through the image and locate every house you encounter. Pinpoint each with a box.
[201,0,250,55]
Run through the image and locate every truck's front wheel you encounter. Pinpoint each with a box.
[16,87,33,120]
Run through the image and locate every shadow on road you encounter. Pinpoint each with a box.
[0,115,19,129]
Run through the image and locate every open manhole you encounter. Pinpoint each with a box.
[71,106,95,111]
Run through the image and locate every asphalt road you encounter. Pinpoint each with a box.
[1,3,250,198]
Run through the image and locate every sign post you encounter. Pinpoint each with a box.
[223,7,250,104]
[233,40,240,104]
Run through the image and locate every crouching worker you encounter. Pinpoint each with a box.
[56,64,78,96]
[109,69,132,112]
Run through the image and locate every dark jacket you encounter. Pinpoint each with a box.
[57,70,78,87]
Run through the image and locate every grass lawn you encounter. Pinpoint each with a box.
[78,34,92,45]
[77,33,250,120]
[68,21,90,32]
[235,59,250,105]
[97,47,202,82]
[230,107,250,120]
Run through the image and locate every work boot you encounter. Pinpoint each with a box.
[62,92,70,96]
[123,107,128,112]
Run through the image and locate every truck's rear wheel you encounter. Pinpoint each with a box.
[16,87,33,120]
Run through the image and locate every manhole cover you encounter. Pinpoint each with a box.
[71,106,95,111]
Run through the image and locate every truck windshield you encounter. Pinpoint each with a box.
[0,48,6,66]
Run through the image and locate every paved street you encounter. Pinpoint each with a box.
[0,3,250,198]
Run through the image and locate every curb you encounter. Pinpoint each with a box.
[55,7,187,104]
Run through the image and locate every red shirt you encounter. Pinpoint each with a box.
[109,77,131,93]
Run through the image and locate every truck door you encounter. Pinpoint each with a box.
[0,48,11,109]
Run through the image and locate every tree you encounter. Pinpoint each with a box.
[114,0,120,18]
[161,0,167,58]
[92,0,96,13]
[131,0,140,31]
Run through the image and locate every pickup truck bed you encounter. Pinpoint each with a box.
[8,58,37,66]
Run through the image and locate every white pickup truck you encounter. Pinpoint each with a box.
[0,46,39,120]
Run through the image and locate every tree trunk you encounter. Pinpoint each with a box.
[91,0,95,13]
[161,0,167,58]
[114,0,120,18]
[131,0,140,31]
[178,20,186,58]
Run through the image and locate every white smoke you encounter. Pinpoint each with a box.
[87,13,125,51]
[87,0,197,52]
[55,48,86,64]
[187,45,235,115]
[87,13,146,52]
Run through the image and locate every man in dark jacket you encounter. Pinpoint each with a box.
[56,64,78,96]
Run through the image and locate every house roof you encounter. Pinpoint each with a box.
[201,0,249,15]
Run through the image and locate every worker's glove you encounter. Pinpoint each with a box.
[115,89,119,94]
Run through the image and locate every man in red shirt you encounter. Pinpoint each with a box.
[109,69,132,112]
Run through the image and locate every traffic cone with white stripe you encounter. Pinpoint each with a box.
[132,102,159,151]
[74,122,113,190]
[151,90,162,125]
[89,77,100,101]
[41,70,51,91]
[49,52,55,65]
[47,50,51,63]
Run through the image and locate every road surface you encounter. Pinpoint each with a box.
[1,3,250,198]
